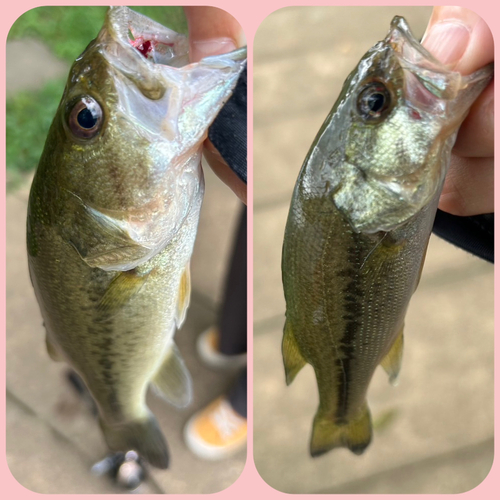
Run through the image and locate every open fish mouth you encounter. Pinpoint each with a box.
[387,16,492,116]
[94,7,190,100]
[97,6,246,102]
[103,6,189,67]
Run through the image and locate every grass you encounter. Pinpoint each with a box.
[6,79,66,180]
[6,6,187,188]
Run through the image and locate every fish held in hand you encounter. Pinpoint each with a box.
[27,6,246,469]
[281,16,492,457]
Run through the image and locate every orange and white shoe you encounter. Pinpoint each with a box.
[184,397,247,460]
[197,327,246,370]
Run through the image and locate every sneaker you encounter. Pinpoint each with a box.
[184,397,247,460]
[197,327,246,370]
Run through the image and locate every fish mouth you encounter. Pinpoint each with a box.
[104,6,190,68]
[386,16,492,117]
[96,7,190,100]
[386,16,461,102]
[97,7,246,102]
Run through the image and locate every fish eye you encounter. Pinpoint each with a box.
[67,96,103,139]
[357,82,391,121]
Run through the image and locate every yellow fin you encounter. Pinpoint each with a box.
[310,403,372,457]
[97,270,149,317]
[175,264,191,328]
[45,334,64,362]
[151,344,193,408]
[381,329,404,386]
[282,320,306,385]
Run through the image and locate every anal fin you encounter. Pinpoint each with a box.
[282,319,306,385]
[310,403,372,457]
[151,344,192,408]
[381,328,404,386]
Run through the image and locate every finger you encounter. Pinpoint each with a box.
[438,155,494,216]
[453,81,494,158]
[422,6,494,74]
[184,6,245,62]
[203,139,247,205]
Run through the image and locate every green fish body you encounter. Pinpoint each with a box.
[282,16,492,457]
[27,7,246,468]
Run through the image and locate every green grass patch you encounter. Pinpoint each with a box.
[6,78,66,178]
[6,6,187,186]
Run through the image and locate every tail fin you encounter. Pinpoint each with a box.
[100,413,170,469]
[310,403,372,457]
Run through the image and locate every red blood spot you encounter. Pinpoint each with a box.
[410,109,421,120]
[130,37,153,59]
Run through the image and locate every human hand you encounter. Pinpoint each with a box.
[184,6,247,204]
[422,6,494,216]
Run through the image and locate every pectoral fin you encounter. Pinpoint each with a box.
[360,234,407,276]
[151,344,193,408]
[381,329,404,386]
[97,270,150,317]
[175,264,191,328]
[282,320,306,385]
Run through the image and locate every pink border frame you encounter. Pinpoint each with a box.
[1,1,497,498]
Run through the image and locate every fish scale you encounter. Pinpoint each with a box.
[282,16,492,457]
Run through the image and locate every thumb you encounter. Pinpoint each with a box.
[184,6,246,62]
[421,6,493,74]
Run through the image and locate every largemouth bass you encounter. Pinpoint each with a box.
[27,6,246,469]
[281,16,492,457]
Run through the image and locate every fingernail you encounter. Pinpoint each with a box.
[191,38,237,62]
[422,20,471,67]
